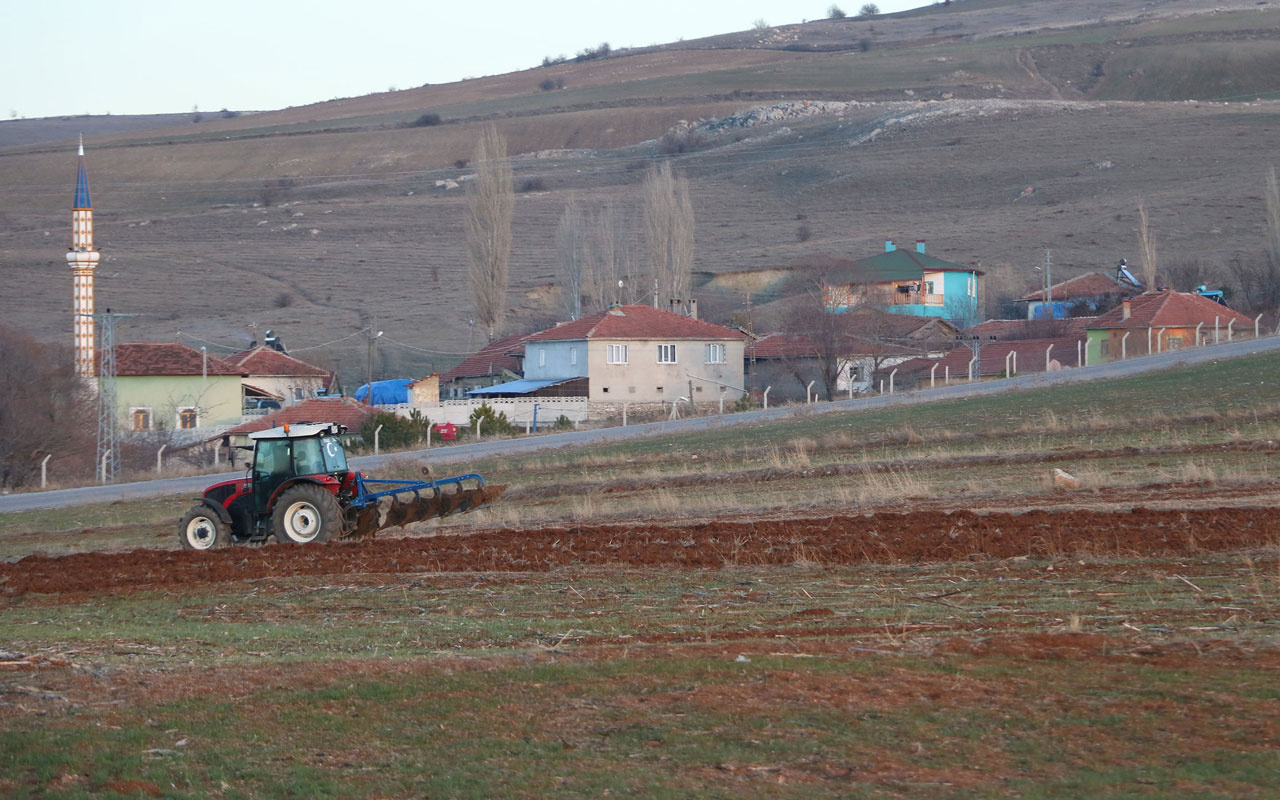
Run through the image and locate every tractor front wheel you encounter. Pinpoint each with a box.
[272,484,342,545]
[179,505,231,550]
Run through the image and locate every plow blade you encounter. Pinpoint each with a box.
[345,478,507,539]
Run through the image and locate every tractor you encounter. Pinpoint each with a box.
[179,422,504,549]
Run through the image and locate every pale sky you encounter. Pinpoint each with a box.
[4,0,927,119]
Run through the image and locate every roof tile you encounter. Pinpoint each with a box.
[112,342,244,377]
[523,305,747,343]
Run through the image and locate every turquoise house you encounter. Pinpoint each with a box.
[823,240,983,325]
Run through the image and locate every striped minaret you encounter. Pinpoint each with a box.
[67,135,100,378]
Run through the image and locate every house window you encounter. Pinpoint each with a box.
[293,387,305,401]
[1167,336,1184,351]
[1101,339,1110,357]
[607,344,628,364]
[602,387,609,393]
[570,347,577,366]
[705,343,725,364]
[657,344,677,364]
[628,386,636,394]
[656,386,664,394]
[131,408,151,431]
[178,408,199,429]
[539,349,546,367]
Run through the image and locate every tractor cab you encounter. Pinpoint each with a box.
[249,422,350,514]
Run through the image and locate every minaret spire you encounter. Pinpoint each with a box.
[67,135,100,378]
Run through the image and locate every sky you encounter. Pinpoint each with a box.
[4,0,928,120]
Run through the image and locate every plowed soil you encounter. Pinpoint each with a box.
[4,504,1276,598]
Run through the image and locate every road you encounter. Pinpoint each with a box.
[3,334,1277,514]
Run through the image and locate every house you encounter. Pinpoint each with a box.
[1019,272,1138,320]
[1086,289,1256,363]
[408,373,440,404]
[819,240,983,324]
[217,397,378,461]
[744,331,925,400]
[897,337,1086,385]
[225,345,333,407]
[512,305,748,406]
[111,342,247,435]
[438,333,528,399]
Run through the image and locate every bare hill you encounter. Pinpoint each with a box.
[1,0,1278,386]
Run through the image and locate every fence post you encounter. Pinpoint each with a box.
[1045,343,1054,371]
[763,387,771,410]
[1214,316,1220,344]
[806,380,815,404]
[1256,313,1263,339]
[889,368,898,394]
[718,386,725,414]
[41,453,52,489]
[475,419,482,440]
[945,366,950,385]
[1121,331,1131,360]
[1078,339,1083,367]
[1195,321,1204,346]
[1227,319,1235,342]
[623,402,628,427]
[930,362,939,388]
[99,452,109,484]
[156,444,167,475]
[374,423,383,455]
[968,357,977,381]
[1156,328,1166,353]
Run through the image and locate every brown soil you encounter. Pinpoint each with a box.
[4,504,1275,598]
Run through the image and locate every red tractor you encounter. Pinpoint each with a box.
[179,422,503,549]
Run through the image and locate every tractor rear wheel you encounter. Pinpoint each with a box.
[179,505,231,550]
[272,484,342,545]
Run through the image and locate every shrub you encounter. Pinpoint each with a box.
[274,292,294,308]
[518,177,548,193]
[735,393,752,412]
[827,4,846,19]
[454,159,470,169]
[859,38,872,52]
[553,414,573,431]
[753,19,770,31]
[858,3,878,16]
[659,129,706,154]
[469,403,515,437]
[360,410,432,451]
[797,224,812,242]
[411,112,442,127]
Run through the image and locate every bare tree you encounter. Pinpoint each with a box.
[782,262,861,400]
[0,325,94,488]
[1268,166,1280,265]
[1227,168,1280,320]
[1137,198,1158,291]
[465,124,515,341]
[555,196,589,320]
[642,162,695,307]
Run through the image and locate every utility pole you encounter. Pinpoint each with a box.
[365,313,382,402]
[1044,249,1052,318]
[84,309,138,484]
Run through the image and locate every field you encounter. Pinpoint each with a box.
[2,353,1279,797]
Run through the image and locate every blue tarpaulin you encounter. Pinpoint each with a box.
[354,379,413,405]
[467,378,576,396]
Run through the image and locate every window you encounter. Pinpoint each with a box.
[293,387,305,401]
[607,344,628,364]
[570,347,577,366]
[131,408,151,431]
[657,344,677,364]
[178,408,199,429]
[705,343,725,364]
[1167,336,1184,351]
[538,349,546,367]
[602,387,609,393]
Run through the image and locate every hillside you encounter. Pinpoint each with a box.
[1,0,1278,386]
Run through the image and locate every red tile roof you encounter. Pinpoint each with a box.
[112,342,244,377]
[843,307,960,340]
[222,397,379,436]
[227,346,330,377]
[1020,272,1138,302]
[1088,290,1254,329]
[439,333,530,383]
[745,332,817,359]
[964,317,1095,340]
[523,305,747,343]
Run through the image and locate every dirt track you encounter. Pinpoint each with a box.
[4,505,1276,598]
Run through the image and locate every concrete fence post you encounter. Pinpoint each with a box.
[1004,350,1013,379]
[889,368,898,394]
[1045,343,1054,371]
[1256,313,1263,339]
[1195,321,1204,347]
[1156,328,1166,353]
[806,380,815,404]
[41,453,52,489]
[1121,331,1131,360]
[1214,316,1220,344]
[99,452,109,485]
[945,366,950,385]
[1227,319,1235,342]
[763,387,771,410]
[968,357,977,381]
[374,424,384,455]
[156,444,167,475]
[623,402,628,427]
[475,419,482,439]
[930,362,939,388]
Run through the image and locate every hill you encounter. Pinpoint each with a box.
[1,0,1278,386]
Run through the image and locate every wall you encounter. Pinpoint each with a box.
[240,375,327,405]
[522,340,589,381]
[114,374,243,430]
[586,338,745,404]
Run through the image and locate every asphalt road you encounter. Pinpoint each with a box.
[3,334,1277,514]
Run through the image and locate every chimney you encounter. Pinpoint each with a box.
[885,240,895,252]
[688,298,698,320]
[916,239,926,254]
[1121,298,1131,320]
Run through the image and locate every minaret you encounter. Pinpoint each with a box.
[67,135,100,378]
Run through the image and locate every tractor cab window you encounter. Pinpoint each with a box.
[320,436,348,472]
[292,438,326,477]
[254,439,291,480]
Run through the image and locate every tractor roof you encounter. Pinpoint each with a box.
[249,422,347,440]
